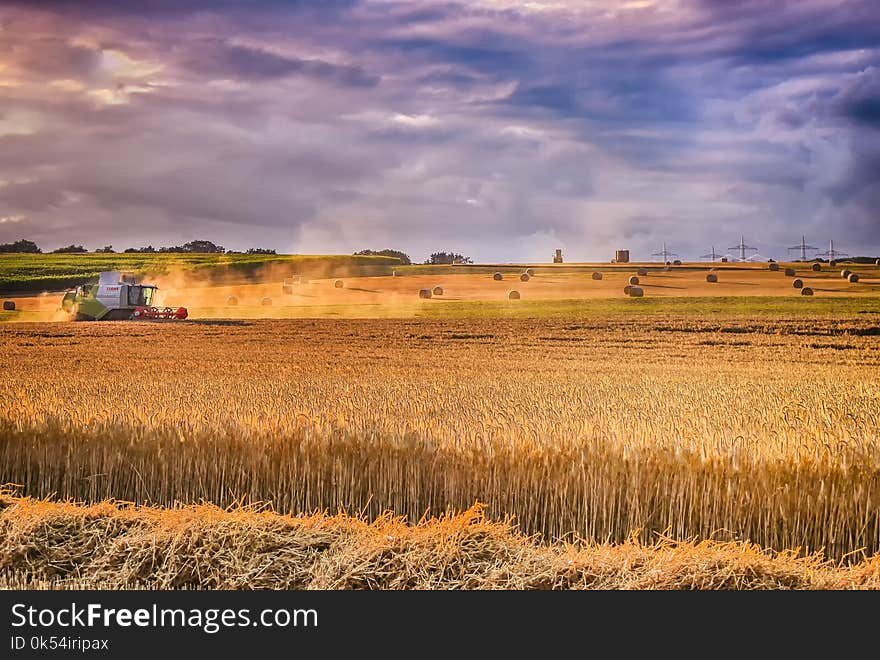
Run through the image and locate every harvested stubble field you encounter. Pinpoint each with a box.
[1,315,880,588]
[3,261,879,323]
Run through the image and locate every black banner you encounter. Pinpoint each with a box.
[0,590,873,657]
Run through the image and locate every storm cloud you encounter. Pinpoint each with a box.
[0,0,878,260]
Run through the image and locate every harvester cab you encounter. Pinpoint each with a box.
[61,271,188,321]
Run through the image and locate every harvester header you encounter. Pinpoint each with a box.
[61,271,188,321]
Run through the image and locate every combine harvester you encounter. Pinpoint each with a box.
[60,271,188,321]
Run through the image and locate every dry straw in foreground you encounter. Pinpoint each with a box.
[2,496,880,590]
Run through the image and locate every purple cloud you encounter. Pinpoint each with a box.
[179,40,379,86]
[0,0,878,260]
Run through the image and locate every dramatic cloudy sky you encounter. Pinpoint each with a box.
[1,0,878,261]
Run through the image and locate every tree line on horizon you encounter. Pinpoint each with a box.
[2,238,877,264]
[0,239,275,255]
[0,240,474,265]
[355,249,473,265]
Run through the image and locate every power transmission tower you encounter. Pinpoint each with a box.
[787,236,818,262]
[728,235,759,262]
[650,242,678,262]
[700,246,722,261]
[816,239,848,262]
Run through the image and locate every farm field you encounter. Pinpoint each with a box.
[0,252,400,294]
[2,313,880,588]
[3,497,880,590]
[3,260,880,322]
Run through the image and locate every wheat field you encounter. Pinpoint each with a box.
[2,316,879,582]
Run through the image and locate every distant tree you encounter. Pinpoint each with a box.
[0,239,41,253]
[425,251,472,265]
[355,249,411,265]
[95,245,115,253]
[124,245,157,253]
[813,256,879,264]
[52,244,88,253]
[159,240,225,253]
[246,248,276,254]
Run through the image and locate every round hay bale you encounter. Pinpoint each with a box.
[875,258,880,266]
[628,275,640,285]
[665,261,671,266]
[848,273,860,283]
[333,279,344,288]
[801,287,814,296]
[769,262,780,271]
[623,285,632,295]
[830,260,838,267]
[591,272,603,281]
[493,272,503,281]
[637,268,648,276]
[525,268,535,277]
[841,269,851,279]
[706,273,718,283]
[784,267,796,277]
[627,286,644,298]
[507,290,520,300]
[226,296,238,306]
[810,263,821,272]
[261,297,272,306]
[520,273,530,282]
[792,279,803,289]
[432,286,444,296]
[673,259,682,266]
[418,288,432,299]
[2,300,15,311]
